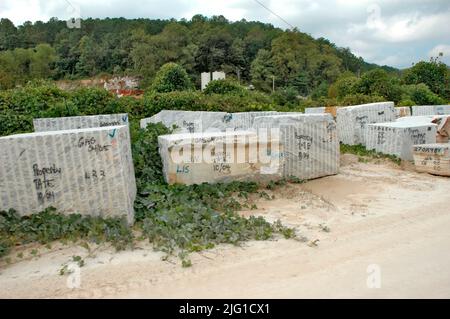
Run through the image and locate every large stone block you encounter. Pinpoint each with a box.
[140,110,304,133]
[0,125,136,224]
[413,144,450,176]
[158,131,282,185]
[253,114,339,180]
[366,122,437,160]
[412,105,450,116]
[33,113,129,132]
[336,102,396,145]
[140,110,228,133]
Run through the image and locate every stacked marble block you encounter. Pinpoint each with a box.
[253,114,339,180]
[140,110,303,133]
[336,102,396,145]
[305,107,326,114]
[366,121,437,161]
[412,105,450,116]
[33,113,129,132]
[412,144,450,176]
[158,131,283,185]
[0,125,136,223]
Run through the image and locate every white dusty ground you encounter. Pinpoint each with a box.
[1,155,449,298]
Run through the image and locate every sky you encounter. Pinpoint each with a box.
[0,0,449,69]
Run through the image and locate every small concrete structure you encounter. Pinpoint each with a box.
[33,113,129,132]
[158,131,282,185]
[366,121,437,161]
[336,102,396,145]
[412,105,450,116]
[0,126,136,224]
[201,71,226,90]
[253,114,339,180]
[413,144,450,176]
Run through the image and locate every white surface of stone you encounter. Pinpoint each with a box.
[253,114,339,179]
[201,72,211,91]
[33,113,129,132]
[412,105,450,116]
[305,107,325,114]
[0,126,136,223]
[366,121,437,160]
[140,110,229,133]
[336,102,396,145]
[158,131,282,185]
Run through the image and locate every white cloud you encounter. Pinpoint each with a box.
[428,44,450,64]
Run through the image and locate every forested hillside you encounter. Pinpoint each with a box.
[0,15,448,106]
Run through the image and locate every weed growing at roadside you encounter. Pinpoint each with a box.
[340,143,401,165]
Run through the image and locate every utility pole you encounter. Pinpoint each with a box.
[237,67,241,84]
[272,75,275,92]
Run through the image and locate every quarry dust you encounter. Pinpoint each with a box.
[1,154,449,298]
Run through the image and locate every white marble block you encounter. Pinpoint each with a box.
[412,105,450,116]
[33,113,129,132]
[413,144,450,176]
[0,126,136,224]
[140,110,292,133]
[336,102,396,145]
[224,111,278,131]
[366,122,437,160]
[140,110,228,133]
[253,114,339,180]
[158,131,282,185]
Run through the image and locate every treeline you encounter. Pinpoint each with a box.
[0,15,448,106]
[0,15,394,89]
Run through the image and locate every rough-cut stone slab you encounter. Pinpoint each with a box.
[224,111,279,131]
[140,110,228,133]
[336,102,396,145]
[366,122,437,160]
[253,114,339,180]
[158,131,282,185]
[140,110,303,133]
[0,126,136,224]
[33,113,129,132]
[412,105,450,116]
[413,144,450,176]
[395,107,411,118]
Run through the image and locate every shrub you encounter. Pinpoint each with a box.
[404,83,445,105]
[150,63,192,93]
[203,79,245,95]
[339,93,386,106]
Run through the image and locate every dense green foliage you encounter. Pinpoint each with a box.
[204,79,245,95]
[0,16,395,91]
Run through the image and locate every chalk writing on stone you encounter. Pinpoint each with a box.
[100,121,121,127]
[78,136,112,154]
[355,115,369,128]
[32,163,61,204]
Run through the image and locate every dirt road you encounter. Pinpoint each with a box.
[1,155,450,298]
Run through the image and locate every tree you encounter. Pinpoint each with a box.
[0,18,19,50]
[150,62,192,92]
[250,49,275,92]
[403,60,449,100]
[30,44,57,79]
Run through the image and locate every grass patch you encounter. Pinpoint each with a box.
[340,143,401,165]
